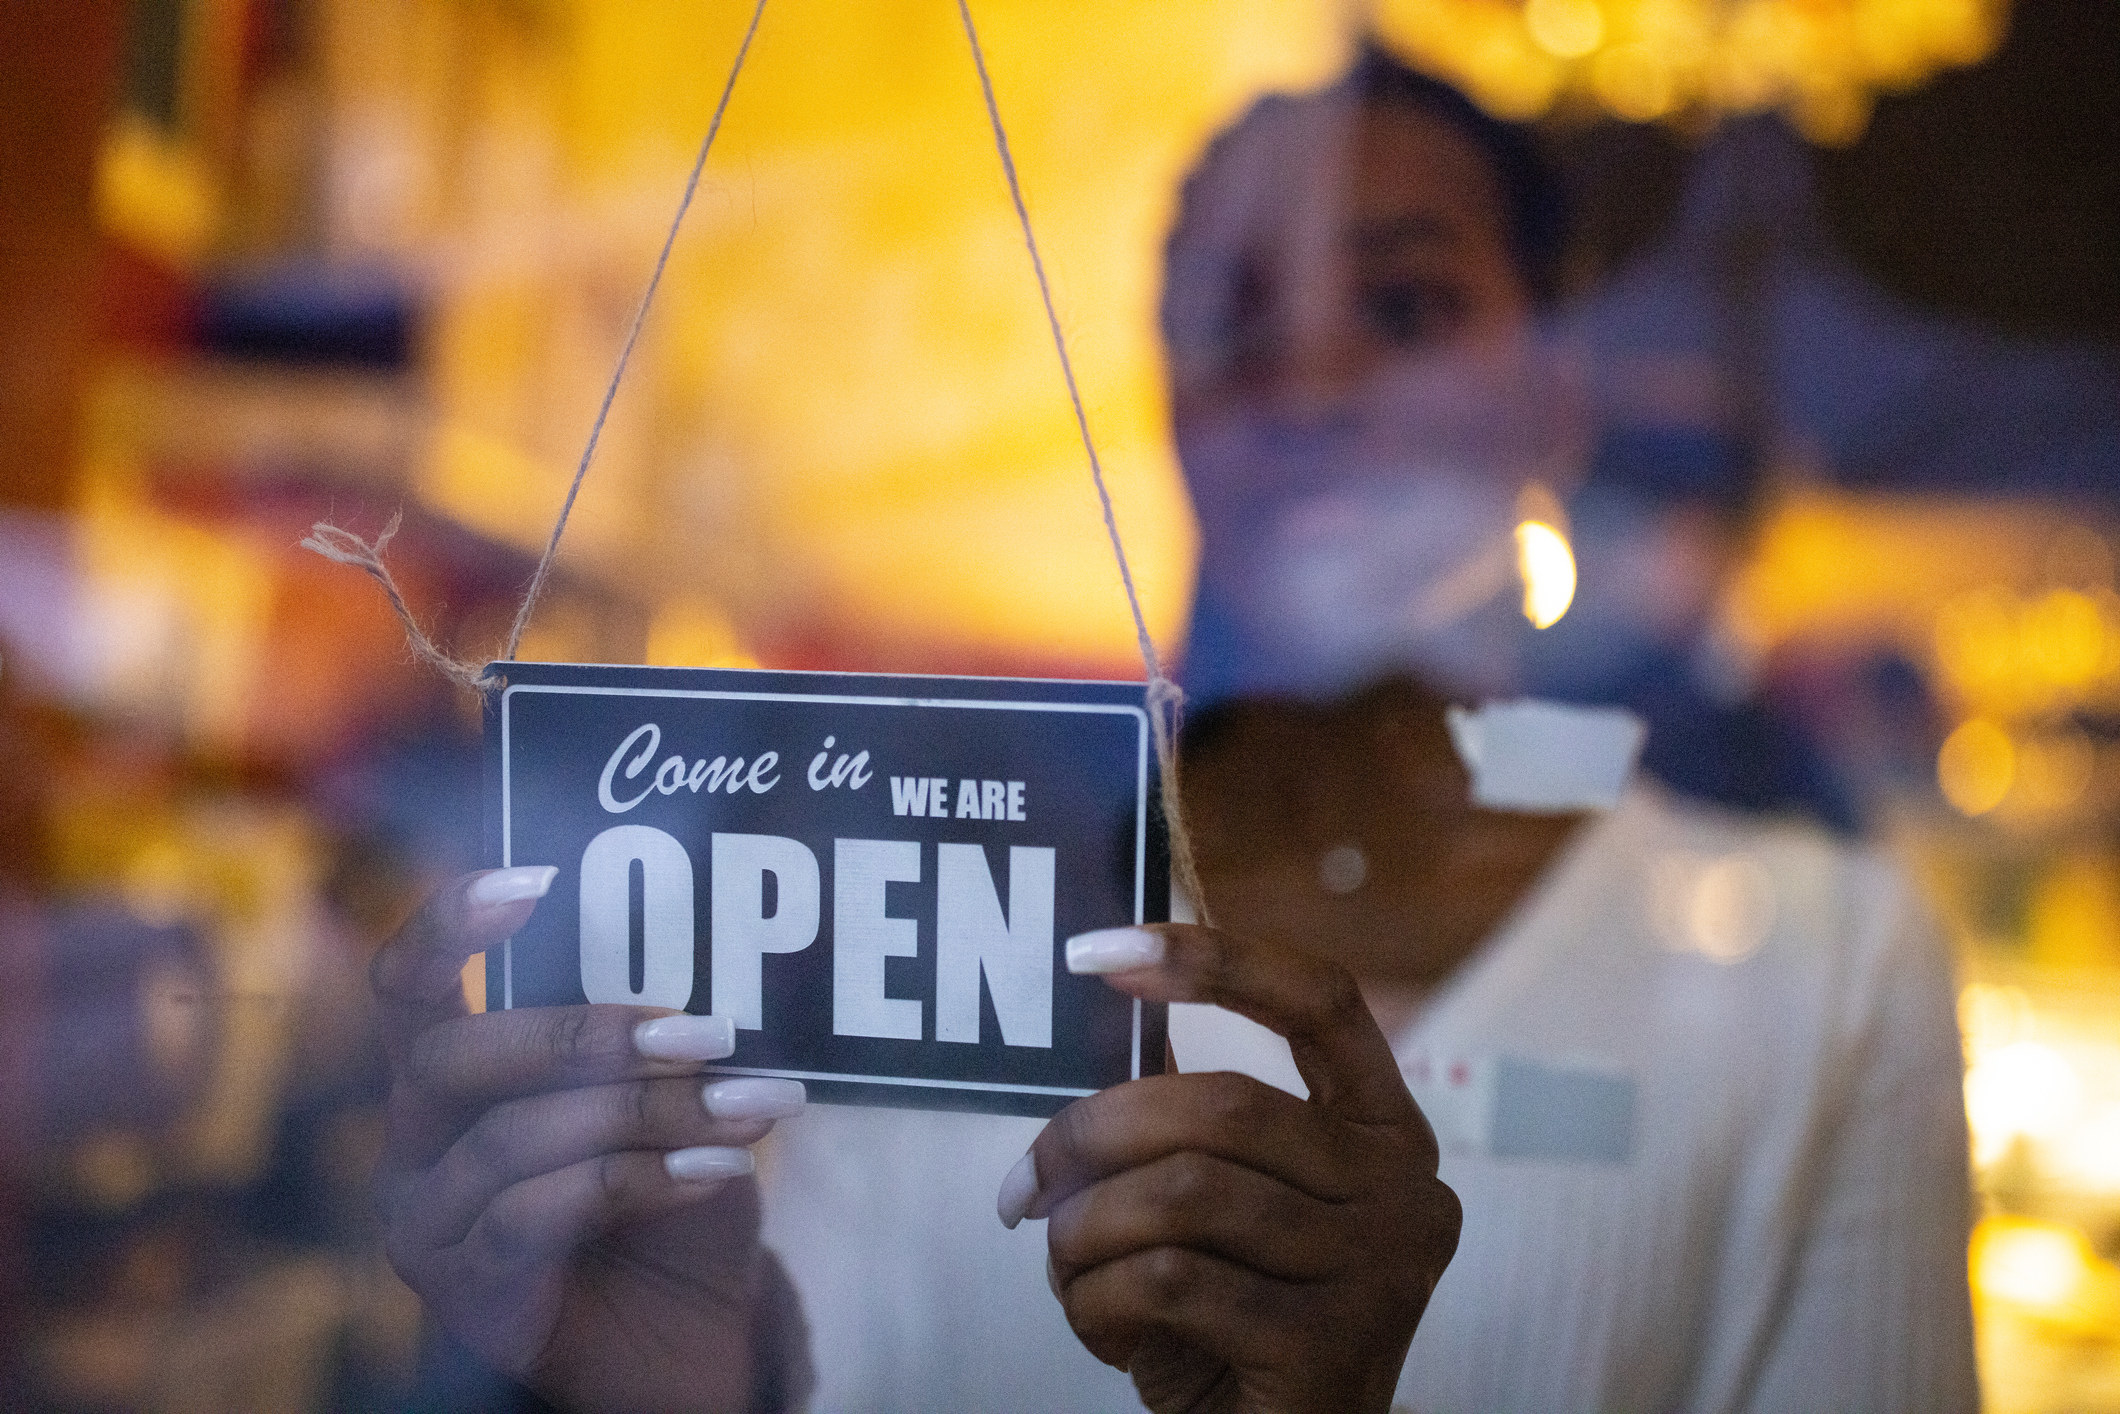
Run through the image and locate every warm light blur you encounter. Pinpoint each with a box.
[1939,717,2015,816]
[646,596,759,670]
[1974,1217,2093,1311]
[1516,519,1577,629]
[1524,0,1606,58]
[1965,1039,2082,1166]
[2019,587,2106,685]
[2010,728,2094,816]
[262,2,1357,675]
[2051,1101,2120,1195]
[1374,0,2010,141]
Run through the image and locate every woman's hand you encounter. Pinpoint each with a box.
[1000,923,1459,1414]
[372,867,810,1412]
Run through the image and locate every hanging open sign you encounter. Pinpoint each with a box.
[484,661,1171,1117]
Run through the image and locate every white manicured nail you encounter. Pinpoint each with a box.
[1065,927,1165,975]
[996,1149,1039,1229]
[467,866,557,907]
[664,1146,754,1183]
[703,1078,806,1121]
[635,1014,736,1061]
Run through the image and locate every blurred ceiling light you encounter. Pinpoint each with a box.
[1938,717,2013,816]
[1964,1038,2081,1166]
[1370,0,2009,143]
[1591,42,1678,120]
[1516,520,1577,629]
[1525,0,1606,58]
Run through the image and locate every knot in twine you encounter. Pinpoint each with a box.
[299,513,499,693]
[1143,673,1208,921]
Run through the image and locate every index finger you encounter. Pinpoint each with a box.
[371,867,557,1057]
[1065,923,1417,1128]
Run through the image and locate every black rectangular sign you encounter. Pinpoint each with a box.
[484,661,1170,1116]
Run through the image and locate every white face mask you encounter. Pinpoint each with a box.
[1180,331,1588,701]
[1255,471,1527,699]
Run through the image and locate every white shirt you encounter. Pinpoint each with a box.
[757,784,1978,1413]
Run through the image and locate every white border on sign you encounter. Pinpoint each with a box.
[500,682,1152,1096]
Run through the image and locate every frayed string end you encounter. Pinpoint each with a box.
[299,513,500,694]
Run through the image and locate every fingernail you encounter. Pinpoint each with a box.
[635,1014,736,1061]
[468,866,557,907]
[1046,1254,1063,1299]
[664,1146,754,1183]
[703,1078,806,1121]
[1064,927,1165,975]
[996,1148,1039,1230]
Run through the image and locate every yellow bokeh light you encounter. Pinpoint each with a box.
[1516,520,1577,629]
[1938,717,2014,816]
[1524,0,1606,58]
[1458,22,1568,119]
[2052,1101,2120,1194]
[2025,850,2120,970]
[1591,42,1677,121]
[2021,587,2106,686]
[97,113,221,267]
[1965,1038,2081,1166]
[1973,1217,2092,1311]
[2011,730,2094,816]
[1373,0,2008,141]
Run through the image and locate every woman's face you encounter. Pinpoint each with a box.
[1167,99,1540,547]
[1166,99,1582,700]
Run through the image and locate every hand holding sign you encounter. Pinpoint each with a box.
[1004,923,1461,1414]
[371,869,810,1411]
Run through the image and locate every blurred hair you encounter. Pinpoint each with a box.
[1336,42,1568,304]
[1161,42,1569,360]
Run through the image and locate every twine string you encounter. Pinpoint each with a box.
[304,0,1210,922]
[501,0,769,664]
[953,0,1208,922]
[302,0,770,686]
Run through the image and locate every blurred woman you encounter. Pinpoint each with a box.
[1166,48,1976,1413]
